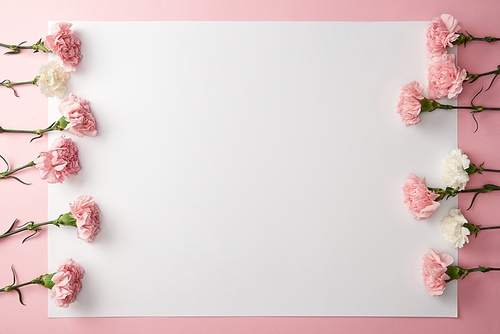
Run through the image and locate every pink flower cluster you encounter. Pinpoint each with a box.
[425,14,466,100]
[422,249,453,297]
[398,14,467,126]
[59,94,97,137]
[34,134,80,184]
[51,258,85,308]
[45,22,83,72]
[396,81,424,126]
[402,173,440,220]
[70,195,100,243]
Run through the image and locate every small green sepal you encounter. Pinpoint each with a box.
[465,164,478,175]
[452,32,474,46]
[56,212,77,227]
[445,265,467,282]
[463,222,481,237]
[419,99,440,113]
[41,273,56,289]
[53,116,69,131]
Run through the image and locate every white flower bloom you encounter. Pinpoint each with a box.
[441,148,470,190]
[37,60,70,98]
[440,208,470,249]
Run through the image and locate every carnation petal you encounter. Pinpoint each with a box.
[34,135,79,184]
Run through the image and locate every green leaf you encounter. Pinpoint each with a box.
[14,288,25,306]
[3,219,18,234]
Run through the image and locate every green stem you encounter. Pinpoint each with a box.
[0,77,39,97]
[0,213,75,243]
[479,226,500,230]
[0,117,67,142]
[438,105,500,111]
[0,40,51,54]
[0,220,57,240]
[478,226,500,231]
[481,168,500,173]
[446,265,500,282]
[0,129,39,134]
[0,127,53,135]
[428,184,500,208]
[0,280,36,292]
[463,222,500,238]
[469,37,500,43]
[419,99,500,115]
[0,43,34,50]
[0,267,57,305]
[0,273,47,295]
[452,33,500,46]
[0,161,35,179]
[466,266,500,273]
[465,66,500,85]
[0,79,37,87]
[462,185,500,210]
[434,100,500,132]
[458,187,497,194]
[466,162,500,175]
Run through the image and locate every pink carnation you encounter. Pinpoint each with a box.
[427,54,467,99]
[70,195,100,243]
[422,249,454,297]
[51,258,85,308]
[402,173,440,220]
[396,81,424,126]
[426,14,461,58]
[45,22,82,72]
[34,134,80,184]
[59,94,97,137]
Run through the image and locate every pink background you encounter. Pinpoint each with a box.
[0,0,499,332]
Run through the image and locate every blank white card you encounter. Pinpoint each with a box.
[48,21,457,317]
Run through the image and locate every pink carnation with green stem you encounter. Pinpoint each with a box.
[0,195,100,244]
[0,94,97,141]
[426,13,500,58]
[422,248,500,297]
[397,81,500,132]
[402,173,500,220]
[0,22,82,72]
[0,135,80,185]
[0,258,84,307]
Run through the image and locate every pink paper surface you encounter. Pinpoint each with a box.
[0,0,499,333]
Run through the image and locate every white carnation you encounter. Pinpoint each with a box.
[36,60,70,98]
[441,148,470,190]
[440,208,470,249]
